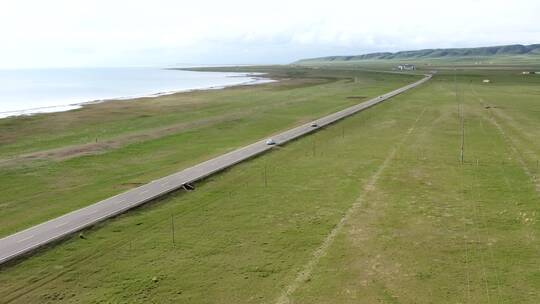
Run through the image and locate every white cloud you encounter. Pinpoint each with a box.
[0,0,539,68]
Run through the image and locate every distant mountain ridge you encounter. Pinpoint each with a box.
[296,44,540,63]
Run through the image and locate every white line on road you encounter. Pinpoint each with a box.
[16,235,34,243]
[55,222,68,228]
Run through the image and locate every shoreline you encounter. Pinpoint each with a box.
[0,72,275,119]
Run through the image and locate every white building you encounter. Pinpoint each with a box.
[397,64,416,71]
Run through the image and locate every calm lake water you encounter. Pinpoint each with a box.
[0,67,272,118]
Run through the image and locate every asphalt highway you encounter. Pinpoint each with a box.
[0,74,431,265]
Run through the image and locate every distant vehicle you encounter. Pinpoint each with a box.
[310,122,318,127]
[266,138,276,145]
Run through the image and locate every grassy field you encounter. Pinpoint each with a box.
[295,57,540,72]
[0,67,416,237]
[290,69,540,303]
[0,66,539,303]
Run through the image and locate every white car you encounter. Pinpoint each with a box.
[310,122,318,127]
[266,138,276,145]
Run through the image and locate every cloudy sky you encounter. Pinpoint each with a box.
[1,0,539,68]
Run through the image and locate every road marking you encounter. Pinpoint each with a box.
[55,222,68,228]
[17,235,34,243]
[87,210,98,215]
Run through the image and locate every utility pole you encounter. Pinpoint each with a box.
[264,164,268,187]
[460,104,465,164]
[461,83,465,164]
[455,67,464,164]
[171,215,175,246]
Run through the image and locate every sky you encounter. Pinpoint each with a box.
[1,0,539,68]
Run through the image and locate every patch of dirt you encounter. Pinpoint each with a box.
[0,111,249,168]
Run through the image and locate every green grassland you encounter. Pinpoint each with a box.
[291,70,540,303]
[1,65,539,303]
[295,58,540,73]
[0,67,417,237]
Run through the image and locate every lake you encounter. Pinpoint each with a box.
[0,67,272,118]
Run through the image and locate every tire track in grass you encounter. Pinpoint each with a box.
[275,108,426,304]
[471,86,502,302]
[471,86,539,194]
[478,94,540,271]
[483,108,540,248]
[459,151,472,304]
[468,166,493,304]
[473,84,539,302]
[463,217,472,303]
[469,83,531,303]
[476,84,540,160]
[471,117,504,304]
[477,95,512,304]
[460,90,493,304]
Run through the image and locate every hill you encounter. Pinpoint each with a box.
[296,44,540,63]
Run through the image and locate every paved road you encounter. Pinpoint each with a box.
[0,74,431,266]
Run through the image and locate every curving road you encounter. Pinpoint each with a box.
[0,74,431,266]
